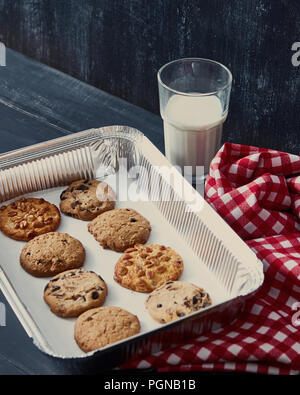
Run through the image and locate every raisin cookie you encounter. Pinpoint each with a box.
[20,232,85,277]
[145,281,212,323]
[60,179,116,221]
[114,244,184,293]
[0,197,61,241]
[74,306,140,353]
[88,208,151,252]
[44,269,107,318]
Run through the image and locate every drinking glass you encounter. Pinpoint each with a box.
[157,58,232,182]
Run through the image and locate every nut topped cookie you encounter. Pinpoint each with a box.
[20,232,85,277]
[60,179,115,221]
[0,197,61,241]
[114,244,184,293]
[44,269,107,318]
[74,306,141,353]
[145,281,212,323]
[88,208,151,252]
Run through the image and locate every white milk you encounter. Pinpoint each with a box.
[163,94,226,176]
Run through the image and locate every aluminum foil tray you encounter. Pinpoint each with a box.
[0,125,263,365]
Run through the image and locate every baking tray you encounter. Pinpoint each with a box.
[0,125,263,366]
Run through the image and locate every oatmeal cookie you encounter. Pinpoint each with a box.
[74,306,140,352]
[20,232,85,277]
[88,208,151,252]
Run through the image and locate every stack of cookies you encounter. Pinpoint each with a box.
[0,178,212,354]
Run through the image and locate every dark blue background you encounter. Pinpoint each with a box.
[0,0,299,153]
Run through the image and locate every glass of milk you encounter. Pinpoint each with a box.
[157,58,232,182]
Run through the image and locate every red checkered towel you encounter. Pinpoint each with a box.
[121,143,300,375]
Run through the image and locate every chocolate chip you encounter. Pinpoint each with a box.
[97,286,103,291]
[51,277,60,282]
[91,291,99,299]
[52,286,61,292]
[177,312,185,317]
[193,296,198,304]
[203,302,209,308]
[184,301,190,307]
[37,259,44,265]
[60,190,67,199]
[71,201,80,209]
[76,185,89,191]
[83,180,89,184]
[26,252,31,256]
[86,317,93,321]
[130,218,137,222]
[157,304,162,308]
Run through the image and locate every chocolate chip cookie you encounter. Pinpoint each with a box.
[114,244,184,293]
[74,306,141,353]
[20,232,85,277]
[87,208,151,252]
[44,269,107,318]
[0,197,61,241]
[145,281,212,323]
[60,179,116,221]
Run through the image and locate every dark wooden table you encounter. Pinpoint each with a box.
[0,48,165,375]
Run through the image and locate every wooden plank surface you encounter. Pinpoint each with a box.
[0,49,164,375]
[0,48,164,154]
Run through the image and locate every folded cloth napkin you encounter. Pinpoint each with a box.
[120,143,300,375]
